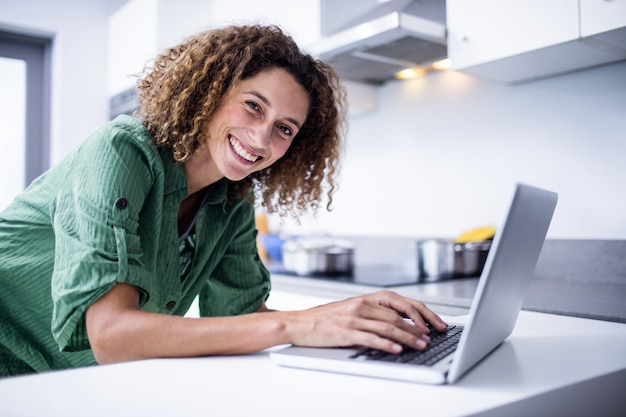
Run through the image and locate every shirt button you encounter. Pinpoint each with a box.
[166,301,177,310]
[115,197,128,209]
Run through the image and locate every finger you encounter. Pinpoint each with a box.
[355,318,431,352]
[351,300,431,339]
[372,291,432,332]
[352,330,405,354]
[411,303,449,332]
[378,291,448,332]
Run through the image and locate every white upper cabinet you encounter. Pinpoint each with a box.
[580,0,626,36]
[208,0,320,49]
[447,0,580,68]
[107,0,217,96]
[447,0,626,84]
[108,0,320,96]
[107,0,159,96]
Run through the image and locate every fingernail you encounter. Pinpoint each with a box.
[416,339,427,349]
[421,334,430,342]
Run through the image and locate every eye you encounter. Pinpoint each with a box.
[246,101,261,112]
[278,124,293,137]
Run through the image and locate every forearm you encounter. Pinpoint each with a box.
[86,283,296,364]
[91,310,291,364]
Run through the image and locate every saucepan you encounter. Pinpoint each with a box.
[416,238,492,282]
[282,236,354,277]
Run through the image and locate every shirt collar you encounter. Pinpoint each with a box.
[205,178,228,208]
[160,148,229,211]
[160,148,187,196]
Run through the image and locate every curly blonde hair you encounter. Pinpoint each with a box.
[137,24,347,219]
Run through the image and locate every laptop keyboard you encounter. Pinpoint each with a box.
[350,325,464,366]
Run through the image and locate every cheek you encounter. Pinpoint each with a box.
[272,140,292,161]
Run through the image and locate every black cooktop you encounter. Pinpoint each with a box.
[272,264,430,287]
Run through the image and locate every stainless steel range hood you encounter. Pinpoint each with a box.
[309,0,447,85]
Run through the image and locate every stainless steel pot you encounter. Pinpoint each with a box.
[282,237,354,277]
[416,239,491,282]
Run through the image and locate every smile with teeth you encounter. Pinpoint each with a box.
[229,135,260,163]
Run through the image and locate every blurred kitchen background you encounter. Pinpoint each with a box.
[1,0,625,242]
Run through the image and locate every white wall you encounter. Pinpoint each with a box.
[0,0,127,167]
[2,0,624,240]
[276,61,626,240]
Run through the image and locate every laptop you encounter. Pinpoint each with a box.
[270,183,558,384]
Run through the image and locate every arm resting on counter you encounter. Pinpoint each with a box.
[85,283,447,365]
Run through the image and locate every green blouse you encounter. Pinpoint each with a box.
[0,115,270,376]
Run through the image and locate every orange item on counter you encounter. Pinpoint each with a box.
[255,214,269,261]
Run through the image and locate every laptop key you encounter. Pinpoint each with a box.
[351,326,464,366]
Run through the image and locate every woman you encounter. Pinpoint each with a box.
[0,24,446,377]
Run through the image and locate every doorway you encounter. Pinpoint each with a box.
[0,29,51,210]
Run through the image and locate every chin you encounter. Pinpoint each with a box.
[224,171,252,182]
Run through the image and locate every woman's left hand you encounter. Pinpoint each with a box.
[282,290,448,354]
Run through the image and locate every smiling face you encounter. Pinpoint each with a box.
[184,67,310,194]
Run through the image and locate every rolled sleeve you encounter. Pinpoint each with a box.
[50,122,158,352]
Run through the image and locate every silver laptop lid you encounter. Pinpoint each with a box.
[447,183,558,383]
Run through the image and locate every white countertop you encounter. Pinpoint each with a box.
[1,288,625,417]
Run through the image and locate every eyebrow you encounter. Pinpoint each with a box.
[245,90,303,129]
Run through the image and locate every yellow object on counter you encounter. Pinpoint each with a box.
[454,225,496,243]
[255,214,269,261]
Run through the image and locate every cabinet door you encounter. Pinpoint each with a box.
[580,0,626,36]
[210,0,320,47]
[320,0,380,36]
[447,0,580,69]
[108,0,159,96]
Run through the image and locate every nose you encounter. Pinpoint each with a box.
[248,120,272,149]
